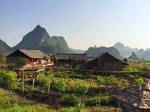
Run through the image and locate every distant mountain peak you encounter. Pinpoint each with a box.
[12,25,72,54]
[31,25,47,36]
[34,25,45,31]
[113,42,150,60]
[115,42,123,45]
[22,25,49,41]
[36,24,42,28]
[113,42,133,57]
[114,42,125,48]
[128,52,139,60]
[0,38,11,54]
[86,46,120,57]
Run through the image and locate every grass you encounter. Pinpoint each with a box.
[0,88,56,112]
[0,69,128,112]
[1,60,150,112]
[0,87,121,112]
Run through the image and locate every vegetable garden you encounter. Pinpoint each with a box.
[0,67,147,112]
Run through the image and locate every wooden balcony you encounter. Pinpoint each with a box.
[22,61,54,70]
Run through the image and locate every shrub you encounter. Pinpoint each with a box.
[0,52,5,64]
[119,79,129,88]
[39,74,54,93]
[16,57,28,67]
[77,82,89,95]
[60,94,78,106]
[74,102,85,112]
[54,72,68,78]
[96,76,129,88]
[96,76,105,88]
[25,85,35,91]
[6,64,16,70]
[100,97,110,105]
[86,97,101,106]
[8,104,37,112]
[96,76,114,87]
[59,108,75,112]
[85,97,110,106]
[6,71,18,89]
[55,79,66,93]
[125,68,139,72]
[0,70,7,81]
[134,77,144,87]
[0,70,17,89]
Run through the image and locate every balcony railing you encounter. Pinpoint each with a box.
[23,61,54,70]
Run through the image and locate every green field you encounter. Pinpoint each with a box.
[0,64,147,112]
[0,88,122,112]
[0,69,129,112]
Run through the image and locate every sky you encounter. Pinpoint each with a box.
[1,0,150,50]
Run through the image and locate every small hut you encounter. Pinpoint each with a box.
[7,49,53,69]
[55,53,87,68]
[86,52,128,71]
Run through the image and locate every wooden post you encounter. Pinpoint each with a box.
[114,100,117,112]
[70,57,72,70]
[32,78,35,88]
[48,82,50,93]
[115,105,117,112]
[22,69,25,93]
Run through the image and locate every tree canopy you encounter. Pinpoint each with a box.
[0,52,5,64]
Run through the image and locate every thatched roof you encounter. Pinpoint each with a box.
[88,52,128,65]
[7,49,48,59]
[55,53,87,60]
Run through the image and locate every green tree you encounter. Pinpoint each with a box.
[77,83,89,95]
[0,52,5,64]
[119,79,129,88]
[74,102,85,112]
[96,76,105,88]
[0,70,17,89]
[17,57,28,67]
[6,71,18,89]
[39,74,54,93]
[96,76,113,87]
[6,64,16,70]
[61,94,78,106]
[109,76,118,86]
[55,79,66,93]
[77,82,89,103]
[134,77,144,89]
